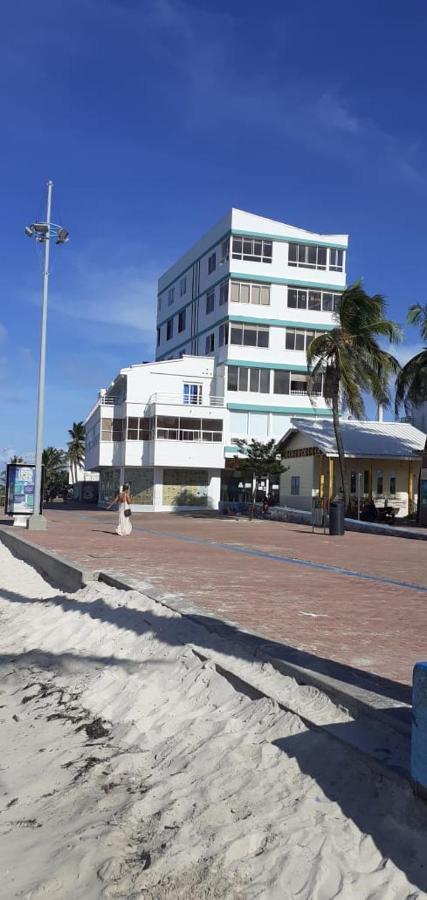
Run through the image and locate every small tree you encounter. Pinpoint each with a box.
[233,439,288,520]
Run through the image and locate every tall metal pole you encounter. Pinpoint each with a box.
[29,180,53,530]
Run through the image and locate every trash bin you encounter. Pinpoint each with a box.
[329,499,345,535]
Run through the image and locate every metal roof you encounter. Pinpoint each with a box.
[282,417,426,459]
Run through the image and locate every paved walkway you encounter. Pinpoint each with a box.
[3,506,427,688]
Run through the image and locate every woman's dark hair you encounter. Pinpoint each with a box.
[123,483,129,491]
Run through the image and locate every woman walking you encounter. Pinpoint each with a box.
[108,483,132,536]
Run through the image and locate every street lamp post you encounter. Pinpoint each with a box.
[25,180,69,530]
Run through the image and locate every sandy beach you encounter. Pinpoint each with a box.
[1,540,427,899]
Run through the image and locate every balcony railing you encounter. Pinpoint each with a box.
[290,389,322,397]
[147,392,225,408]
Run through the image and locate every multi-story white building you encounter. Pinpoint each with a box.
[84,356,225,510]
[156,209,348,456]
[84,209,349,510]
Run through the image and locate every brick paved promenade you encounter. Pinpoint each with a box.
[3,506,427,688]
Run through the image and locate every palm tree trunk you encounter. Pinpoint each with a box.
[332,393,347,510]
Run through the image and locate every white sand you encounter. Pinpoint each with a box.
[1,541,427,899]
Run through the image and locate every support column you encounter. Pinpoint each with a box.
[319,455,325,499]
[153,467,163,511]
[408,461,413,516]
[328,457,334,501]
[369,462,373,500]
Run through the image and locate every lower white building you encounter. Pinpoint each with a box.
[84,356,226,511]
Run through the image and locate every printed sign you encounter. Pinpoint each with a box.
[5,465,40,515]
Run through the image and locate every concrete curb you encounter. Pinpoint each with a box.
[99,571,411,737]
[0,526,96,592]
[266,506,427,541]
[99,570,411,784]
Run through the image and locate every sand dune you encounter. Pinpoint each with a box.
[0,540,426,898]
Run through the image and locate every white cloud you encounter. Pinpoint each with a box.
[41,248,161,346]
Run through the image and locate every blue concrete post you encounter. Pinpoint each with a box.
[411,662,427,798]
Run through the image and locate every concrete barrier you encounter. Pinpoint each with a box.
[412,662,427,798]
[0,526,96,592]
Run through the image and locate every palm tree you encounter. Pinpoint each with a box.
[395,305,427,523]
[395,304,427,415]
[67,421,85,484]
[307,282,401,510]
[42,446,68,497]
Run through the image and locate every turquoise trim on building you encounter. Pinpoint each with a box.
[230,272,345,290]
[227,403,332,416]
[224,359,308,372]
[158,229,346,299]
[156,314,334,361]
[157,275,229,329]
[231,229,347,250]
[228,314,335,330]
[156,314,229,360]
[158,229,231,297]
[224,445,239,455]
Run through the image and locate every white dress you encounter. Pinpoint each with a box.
[116,500,132,536]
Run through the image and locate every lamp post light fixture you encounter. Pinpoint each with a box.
[25,180,69,531]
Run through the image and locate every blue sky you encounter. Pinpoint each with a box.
[1,0,427,459]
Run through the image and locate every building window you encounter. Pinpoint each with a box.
[156,417,222,442]
[183,383,202,405]
[219,323,228,347]
[291,476,300,495]
[350,471,357,494]
[227,366,269,393]
[178,309,186,333]
[230,280,270,305]
[288,243,327,270]
[389,474,396,495]
[205,333,215,353]
[208,252,216,274]
[219,281,229,305]
[103,418,124,441]
[230,322,269,348]
[290,373,309,395]
[273,370,290,394]
[168,287,175,306]
[376,470,384,495]
[285,328,325,351]
[206,291,215,314]
[329,248,344,272]
[220,238,229,263]
[166,317,174,340]
[158,296,162,312]
[273,370,322,395]
[232,236,273,264]
[127,417,152,440]
[180,276,187,296]
[287,288,341,312]
[364,470,369,494]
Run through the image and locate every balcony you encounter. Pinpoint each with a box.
[147,392,225,408]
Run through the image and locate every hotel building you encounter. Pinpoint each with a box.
[85,210,348,510]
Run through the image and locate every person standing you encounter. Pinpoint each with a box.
[108,483,132,536]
